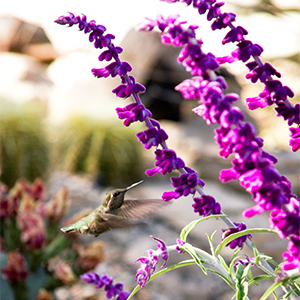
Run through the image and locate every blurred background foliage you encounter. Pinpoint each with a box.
[52,115,144,187]
[0,99,145,188]
[0,99,50,187]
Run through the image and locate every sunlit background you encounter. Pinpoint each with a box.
[0,0,299,299]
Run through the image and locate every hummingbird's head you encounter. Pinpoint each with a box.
[102,180,144,209]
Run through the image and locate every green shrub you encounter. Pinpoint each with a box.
[0,100,50,187]
[53,116,144,186]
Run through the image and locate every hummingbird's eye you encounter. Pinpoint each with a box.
[112,192,120,197]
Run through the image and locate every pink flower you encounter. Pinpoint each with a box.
[1,252,29,282]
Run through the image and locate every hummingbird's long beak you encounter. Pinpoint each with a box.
[126,180,144,191]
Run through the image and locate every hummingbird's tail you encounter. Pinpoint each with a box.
[61,225,75,233]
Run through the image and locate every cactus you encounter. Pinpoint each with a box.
[0,100,50,187]
[53,116,144,186]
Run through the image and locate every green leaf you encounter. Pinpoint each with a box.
[236,281,248,300]
[42,234,73,261]
[206,231,217,256]
[248,275,274,286]
[179,214,226,242]
[218,255,229,273]
[215,228,277,256]
[229,250,241,278]
[206,268,234,288]
[259,281,283,300]
[182,243,207,275]
[235,263,250,300]
[282,290,294,299]
[4,220,21,251]
[235,263,245,281]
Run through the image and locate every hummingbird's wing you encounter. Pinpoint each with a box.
[105,199,168,219]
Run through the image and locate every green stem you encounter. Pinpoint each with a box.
[10,281,27,300]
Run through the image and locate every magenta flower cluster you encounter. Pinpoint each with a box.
[160,0,300,131]
[134,237,168,288]
[80,272,130,300]
[137,2,299,273]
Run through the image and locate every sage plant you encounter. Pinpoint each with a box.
[55,1,300,298]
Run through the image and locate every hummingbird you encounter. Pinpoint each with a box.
[61,180,167,237]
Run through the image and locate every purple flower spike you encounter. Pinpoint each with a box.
[116,103,151,126]
[192,195,221,216]
[81,272,129,300]
[134,256,155,289]
[222,222,252,249]
[145,149,185,176]
[81,272,101,285]
[134,236,169,288]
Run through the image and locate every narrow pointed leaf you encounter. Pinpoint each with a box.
[215,228,277,256]
[180,214,226,242]
[259,281,283,300]
[182,243,207,275]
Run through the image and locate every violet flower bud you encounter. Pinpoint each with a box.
[222,26,248,44]
[245,62,281,84]
[145,149,185,176]
[112,76,145,98]
[192,195,221,216]
[116,103,151,126]
[136,119,168,149]
[222,222,252,249]
[162,168,205,201]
